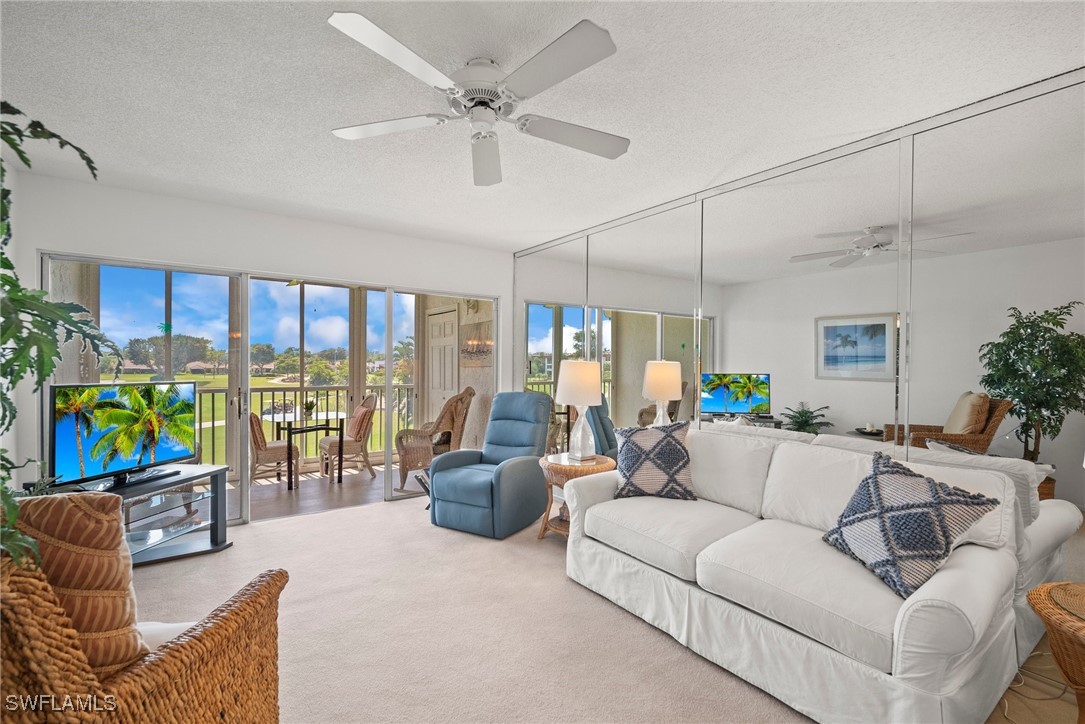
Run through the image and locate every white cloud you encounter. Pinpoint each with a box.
[307,315,349,349]
[366,324,382,350]
[274,316,301,350]
[528,325,581,355]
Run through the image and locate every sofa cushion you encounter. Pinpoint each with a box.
[615,422,696,500]
[585,497,758,581]
[812,435,1042,527]
[432,464,497,507]
[823,453,1001,597]
[686,430,773,517]
[16,492,149,679]
[697,519,903,672]
[763,443,1013,548]
[943,391,990,435]
[706,422,816,444]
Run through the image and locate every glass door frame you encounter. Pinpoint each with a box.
[38,251,249,521]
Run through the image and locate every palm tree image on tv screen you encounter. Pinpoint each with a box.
[52,382,196,484]
[823,323,886,371]
[701,374,771,414]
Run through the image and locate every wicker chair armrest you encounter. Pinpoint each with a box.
[883,423,945,444]
[395,427,437,452]
[104,569,289,721]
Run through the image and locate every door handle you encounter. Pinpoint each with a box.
[237,387,242,419]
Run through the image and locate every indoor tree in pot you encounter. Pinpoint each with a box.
[781,402,834,434]
[1,102,118,566]
[978,302,1085,463]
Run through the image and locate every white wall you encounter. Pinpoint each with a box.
[714,238,1085,509]
[8,170,515,480]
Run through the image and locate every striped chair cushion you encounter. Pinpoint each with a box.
[17,492,149,679]
[347,405,374,441]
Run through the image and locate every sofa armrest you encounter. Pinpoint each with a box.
[565,471,620,540]
[105,569,289,721]
[893,545,1015,692]
[430,449,483,475]
[492,456,547,539]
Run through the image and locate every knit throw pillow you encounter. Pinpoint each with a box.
[17,492,149,679]
[614,421,696,500]
[823,452,1000,598]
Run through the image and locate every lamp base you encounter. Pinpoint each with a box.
[653,400,670,426]
[567,406,597,463]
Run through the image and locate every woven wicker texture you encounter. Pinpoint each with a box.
[538,455,617,539]
[2,559,288,723]
[319,396,378,479]
[249,412,300,481]
[1028,582,1085,723]
[395,387,475,488]
[882,398,1012,453]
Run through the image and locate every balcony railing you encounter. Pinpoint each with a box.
[193,383,416,466]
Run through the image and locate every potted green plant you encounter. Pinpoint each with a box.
[302,399,318,420]
[780,402,834,434]
[1,102,118,566]
[979,302,1085,463]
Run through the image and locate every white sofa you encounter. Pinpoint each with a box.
[564,427,1083,723]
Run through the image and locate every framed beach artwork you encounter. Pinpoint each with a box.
[815,313,897,381]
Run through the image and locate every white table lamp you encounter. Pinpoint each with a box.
[556,360,602,463]
[643,360,683,426]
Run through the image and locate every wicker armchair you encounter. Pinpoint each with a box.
[395,387,475,489]
[637,381,690,426]
[319,395,378,480]
[1,559,288,723]
[882,398,1012,454]
[249,412,300,482]
[1027,582,1085,724]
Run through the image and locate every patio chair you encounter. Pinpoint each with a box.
[248,412,300,482]
[318,395,378,481]
[395,387,475,489]
[883,394,1012,453]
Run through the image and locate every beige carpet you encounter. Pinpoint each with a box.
[133,504,1084,724]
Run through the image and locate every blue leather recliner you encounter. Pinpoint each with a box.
[584,396,619,460]
[429,391,551,539]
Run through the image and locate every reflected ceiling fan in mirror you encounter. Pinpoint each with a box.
[790,226,974,268]
[327,12,630,186]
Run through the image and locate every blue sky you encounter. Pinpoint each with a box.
[99,266,413,355]
[52,383,195,482]
[526,305,612,355]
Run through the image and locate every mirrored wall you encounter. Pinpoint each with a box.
[513,72,1084,507]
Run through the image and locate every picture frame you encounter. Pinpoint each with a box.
[815,313,897,381]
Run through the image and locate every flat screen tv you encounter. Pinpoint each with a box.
[700,373,771,415]
[49,381,197,487]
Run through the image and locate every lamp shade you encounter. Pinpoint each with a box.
[642,360,683,401]
[555,360,602,407]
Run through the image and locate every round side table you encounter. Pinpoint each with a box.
[1027,582,1085,724]
[538,453,617,539]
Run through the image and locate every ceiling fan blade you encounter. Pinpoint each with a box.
[830,254,863,268]
[515,115,629,159]
[789,250,850,263]
[913,231,975,243]
[332,114,449,140]
[912,249,948,258]
[472,133,502,186]
[328,12,456,91]
[813,230,867,239]
[501,20,616,100]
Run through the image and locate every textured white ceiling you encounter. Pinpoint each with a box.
[3,1,1083,252]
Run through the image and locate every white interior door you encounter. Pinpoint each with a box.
[426,310,458,420]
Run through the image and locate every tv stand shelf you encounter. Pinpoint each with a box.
[703,414,784,430]
[114,464,231,566]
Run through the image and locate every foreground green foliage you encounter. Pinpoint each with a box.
[1,101,114,566]
[979,302,1085,462]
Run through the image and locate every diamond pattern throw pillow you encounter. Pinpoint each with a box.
[823,452,1000,598]
[614,421,696,500]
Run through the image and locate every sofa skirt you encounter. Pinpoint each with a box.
[567,535,1018,724]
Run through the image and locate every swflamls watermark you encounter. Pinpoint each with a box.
[5,694,117,712]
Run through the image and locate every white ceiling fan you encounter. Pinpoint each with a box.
[327,12,630,186]
[789,226,974,268]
